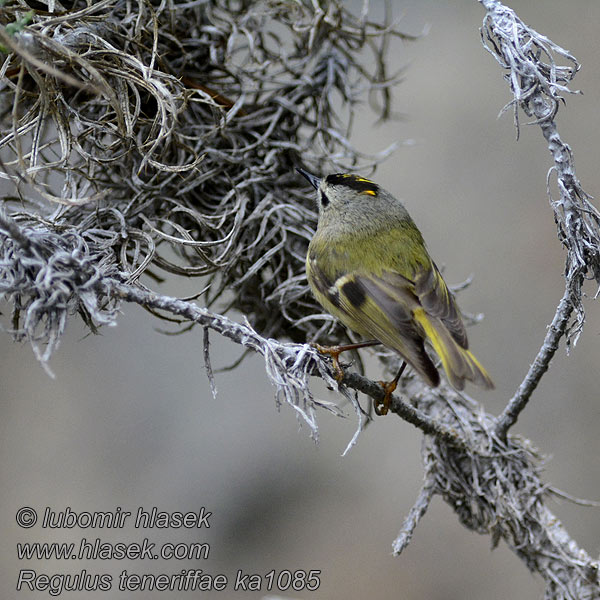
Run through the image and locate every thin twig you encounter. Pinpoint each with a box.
[392,470,436,555]
[479,0,600,438]
[495,284,573,437]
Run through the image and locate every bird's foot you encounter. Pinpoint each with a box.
[375,361,407,416]
[312,340,381,382]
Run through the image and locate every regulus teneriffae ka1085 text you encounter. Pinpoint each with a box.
[297,169,493,414]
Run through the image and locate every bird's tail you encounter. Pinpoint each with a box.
[413,308,494,391]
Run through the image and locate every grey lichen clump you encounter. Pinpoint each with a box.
[0,1,405,362]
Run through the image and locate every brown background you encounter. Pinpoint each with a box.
[2,1,599,598]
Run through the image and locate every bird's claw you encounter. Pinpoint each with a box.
[312,343,346,382]
[375,378,398,416]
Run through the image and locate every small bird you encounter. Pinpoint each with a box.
[298,169,493,414]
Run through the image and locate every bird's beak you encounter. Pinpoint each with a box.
[296,168,321,190]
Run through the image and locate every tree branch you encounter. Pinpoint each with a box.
[495,283,573,437]
[392,469,436,555]
[110,279,470,452]
[107,280,599,598]
[479,0,600,438]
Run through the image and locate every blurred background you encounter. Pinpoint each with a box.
[2,1,599,598]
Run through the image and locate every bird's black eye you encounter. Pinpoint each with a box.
[320,191,330,207]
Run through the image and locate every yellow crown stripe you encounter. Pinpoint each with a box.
[339,174,375,184]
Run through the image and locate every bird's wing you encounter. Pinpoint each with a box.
[326,269,441,388]
[412,261,468,348]
[369,268,493,390]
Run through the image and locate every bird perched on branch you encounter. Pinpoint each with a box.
[297,169,493,415]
